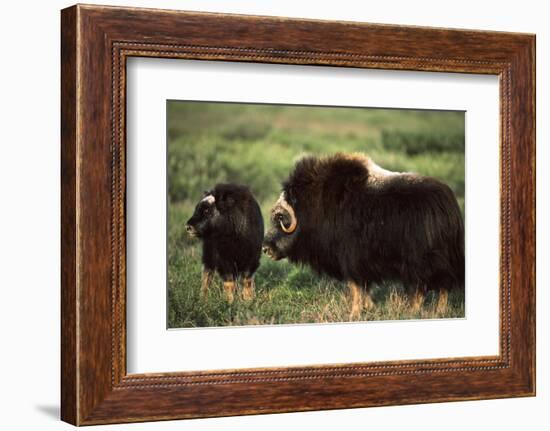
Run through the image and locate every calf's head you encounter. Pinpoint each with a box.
[186,192,221,238]
[263,192,298,260]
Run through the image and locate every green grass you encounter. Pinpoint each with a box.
[167,102,465,328]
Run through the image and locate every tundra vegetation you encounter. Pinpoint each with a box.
[167,102,465,328]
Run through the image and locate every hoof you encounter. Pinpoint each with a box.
[223,281,235,303]
[349,307,362,321]
[242,278,255,301]
[436,289,449,315]
[242,287,255,301]
[364,294,375,311]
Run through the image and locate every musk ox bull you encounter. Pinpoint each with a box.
[263,153,464,318]
[186,183,264,302]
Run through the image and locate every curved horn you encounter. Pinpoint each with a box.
[278,196,297,234]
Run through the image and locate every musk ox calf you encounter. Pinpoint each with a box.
[186,183,264,302]
[263,153,464,318]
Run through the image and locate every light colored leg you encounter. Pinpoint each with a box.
[436,288,449,315]
[408,286,425,312]
[201,269,213,296]
[364,284,375,311]
[242,276,255,301]
[223,280,236,303]
[348,281,363,320]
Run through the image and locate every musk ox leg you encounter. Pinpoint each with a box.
[436,288,449,315]
[348,281,363,320]
[223,279,236,303]
[200,268,214,296]
[242,276,255,301]
[363,285,375,311]
[407,286,425,312]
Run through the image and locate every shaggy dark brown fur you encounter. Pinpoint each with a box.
[263,153,464,317]
[186,183,264,302]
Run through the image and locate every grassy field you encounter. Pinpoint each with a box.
[167,101,465,328]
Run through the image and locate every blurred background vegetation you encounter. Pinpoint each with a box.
[167,101,465,328]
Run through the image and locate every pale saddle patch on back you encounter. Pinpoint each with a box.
[364,157,402,187]
[342,152,407,187]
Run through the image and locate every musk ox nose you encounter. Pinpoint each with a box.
[262,243,279,260]
[186,224,197,236]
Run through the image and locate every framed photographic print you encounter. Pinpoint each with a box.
[61,4,536,425]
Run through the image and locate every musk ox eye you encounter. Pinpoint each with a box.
[274,213,286,227]
[278,212,297,234]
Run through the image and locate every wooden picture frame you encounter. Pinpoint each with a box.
[61,4,535,425]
